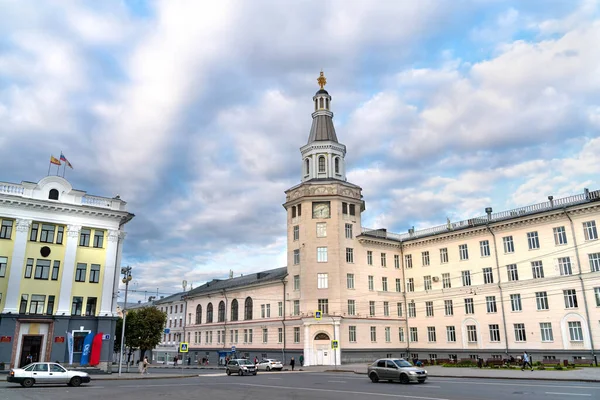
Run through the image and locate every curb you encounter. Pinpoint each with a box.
[93,374,200,381]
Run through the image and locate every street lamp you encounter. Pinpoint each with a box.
[118,266,132,376]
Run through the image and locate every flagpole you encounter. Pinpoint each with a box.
[47,158,51,176]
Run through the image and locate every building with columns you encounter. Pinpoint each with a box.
[0,176,133,370]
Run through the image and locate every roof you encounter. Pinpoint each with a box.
[307,114,338,143]
[186,267,287,297]
[315,89,329,95]
[154,291,186,304]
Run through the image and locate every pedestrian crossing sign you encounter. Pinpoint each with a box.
[332,340,339,349]
[315,311,322,320]
[179,342,189,353]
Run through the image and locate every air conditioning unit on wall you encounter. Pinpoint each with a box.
[432,276,440,283]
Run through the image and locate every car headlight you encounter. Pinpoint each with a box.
[424,370,428,374]
[242,366,247,369]
[409,371,416,375]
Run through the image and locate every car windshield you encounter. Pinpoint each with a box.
[393,359,413,368]
[239,359,254,365]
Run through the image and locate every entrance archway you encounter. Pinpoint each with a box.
[312,332,331,365]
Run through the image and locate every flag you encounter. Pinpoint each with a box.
[50,155,61,166]
[67,331,74,365]
[60,152,73,169]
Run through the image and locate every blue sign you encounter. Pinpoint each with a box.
[231,346,236,352]
[315,311,322,320]
[102,334,110,341]
[164,328,170,334]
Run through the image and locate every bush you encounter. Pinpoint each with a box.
[536,366,546,370]
[457,360,476,367]
[554,365,563,370]
[0,362,5,370]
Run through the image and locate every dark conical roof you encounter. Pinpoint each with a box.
[315,89,329,95]
[307,114,338,143]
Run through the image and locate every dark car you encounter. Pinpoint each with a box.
[226,359,257,376]
[367,358,427,384]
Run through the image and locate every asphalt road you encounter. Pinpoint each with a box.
[1,371,599,400]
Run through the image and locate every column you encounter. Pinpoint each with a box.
[56,225,81,315]
[333,320,341,365]
[110,232,126,315]
[3,219,31,313]
[303,323,311,366]
[327,153,333,179]
[99,230,119,316]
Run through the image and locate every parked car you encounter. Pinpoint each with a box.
[367,358,427,384]
[226,359,257,376]
[7,362,91,388]
[256,359,283,371]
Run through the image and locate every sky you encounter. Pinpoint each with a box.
[1,0,599,302]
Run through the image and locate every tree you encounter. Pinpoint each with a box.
[125,307,167,359]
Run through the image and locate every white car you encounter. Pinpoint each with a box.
[7,362,91,388]
[256,359,283,371]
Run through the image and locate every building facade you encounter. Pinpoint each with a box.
[177,74,600,366]
[155,292,186,364]
[0,176,133,370]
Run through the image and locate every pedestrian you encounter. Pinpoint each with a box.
[142,356,149,375]
[254,356,258,365]
[187,357,191,366]
[521,351,533,371]
[299,355,304,366]
[173,356,178,367]
[26,353,33,365]
[290,357,295,371]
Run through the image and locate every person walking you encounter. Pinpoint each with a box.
[521,351,533,371]
[290,357,295,371]
[173,356,178,367]
[142,356,149,375]
[299,355,304,367]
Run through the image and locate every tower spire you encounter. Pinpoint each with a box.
[317,70,327,90]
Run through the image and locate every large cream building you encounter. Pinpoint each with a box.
[183,74,600,366]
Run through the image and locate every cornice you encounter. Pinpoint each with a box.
[0,197,131,221]
[285,182,362,203]
[356,237,400,249]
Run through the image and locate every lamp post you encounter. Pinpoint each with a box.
[118,266,132,376]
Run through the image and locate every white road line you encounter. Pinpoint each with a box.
[432,379,600,390]
[268,378,282,380]
[328,380,347,383]
[545,393,591,397]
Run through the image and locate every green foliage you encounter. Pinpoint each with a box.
[553,365,563,370]
[125,307,167,358]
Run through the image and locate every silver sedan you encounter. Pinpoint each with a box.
[367,358,427,384]
[256,359,283,371]
[7,362,91,388]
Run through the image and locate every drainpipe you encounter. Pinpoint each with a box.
[399,243,410,358]
[486,224,509,357]
[281,278,286,364]
[563,208,597,366]
[222,289,228,352]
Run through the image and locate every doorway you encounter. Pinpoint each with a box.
[19,335,43,367]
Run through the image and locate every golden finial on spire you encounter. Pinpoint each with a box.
[317,70,327,89]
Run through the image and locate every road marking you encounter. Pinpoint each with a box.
[433,379,600,390]
[268,378,282,380]
[197,373,226,377]
[327,380,347,383]
[545,393,591,397]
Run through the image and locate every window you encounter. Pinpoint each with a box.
[464,298,474,314]
[55,226,64,244]
[461,270,471,286]
[486,296,497,313]
[410,327,418,342]
[381,253,387,267]
[427,327,436,342]
[34,260,50,280]
[24,258,33,278]
[367,251,373,265]
[71,297,83,316]
[317,273,328,289]
[503,236,514,253]
[349,204,355,216]
[0,256,6,278]
[381,277,388,291]
[568,321,583,341]
[459,244,469,260]
[318,299,329,315]
[553,226,567,245]
[408,302,416,318]
[317,247,328,262]
[346,248,354,263]
[345,223,353,239]
[248,329,253,343]
[507,264,519,281]
[444,300,453,316]
[558,257,572,275]
[46,295,55,315]
[370,326,377,342]
[346,273,355,289]
[293,249,300,265]
[540,323,554,342]
[347,300,356,315]
[305,158,310,175]
[563,289,578,308]
[294,275,300,290]
[293,225,299,241]
[480,240,490,257]
[207,303,214,322]
[29,295,45,314]
[40,224,55,243]
[262,328,268,343]
[406,278,414,292]
[93,230,104,248]
[466,325,477,342]
[385,327,391,342]
[422,251,430,266]
[89,264,100,283]
[595,287,600,307]
[394,254,400,269]
[293,300,300,316]
[79,228,90,247]
[425,301,434,317]
[369,301,376,316]
[51,261,60,280]
[527,231,540,249]
[0,219,13,239]
[86,297,97,316]
[30,223,39,241]
[398,327,405,342]
[397,302,403,317]
[531,261,544,278]
[489,324,501,342]
[318,156,326,172]
[368,275,374,291]
[19,294,28,314]
[514,323,526,342]
[424,276,432,291]
[196,305,203,324]
[583,221,598,240]
[75,263,87,282]
[440,248,448,263]
[404,254,412,268]
[277,327,283,344]
[244,297,253,320]
[510,294,522,311]
[335,157,339,173]
[316,222,326,237]
[536,292,549,310]
[278,301,283,317]
[446,326,456,342]
[219,301,226,321]
[395,278,401,292]
[442,273,451,288]
[349,326,356,342]
[483,267,493,284]
[590,253,600,272]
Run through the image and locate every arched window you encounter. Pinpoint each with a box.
[49,189,59,200]
[334,157,340,174]
[195,305,202,324]
[318,156,326,173]
[218,301,225,322]
[231,299,238,321]
[315,99,318,111]
[206,302,213,323]
[319,98,324,108]
[244,297,253,320]
[305,159,310,176]
[326,98,329,110]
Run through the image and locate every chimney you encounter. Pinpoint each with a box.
[138,300,141,304]
[408,226,414,236]
[548,196,554,207]
[485,207,493,220]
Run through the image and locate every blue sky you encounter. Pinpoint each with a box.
[1,0,599,301]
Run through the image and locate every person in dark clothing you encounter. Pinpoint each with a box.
[173,356,178,367]
[290,357,295,371]
[299,355,304,366]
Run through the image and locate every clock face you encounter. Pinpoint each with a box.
[312,202,330,219]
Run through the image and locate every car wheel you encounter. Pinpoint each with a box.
[22,378,35,388]
[253,372,257,376]
[418,380,426,384]
[69,376,82,387]
[238,369,243,376]
[399,374,409,384]
[369,373,379,383]
[266,366,271,371]
[226,369,231,376]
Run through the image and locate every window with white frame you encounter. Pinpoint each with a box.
[382,277,388,291]
[594,287,600,307]
[558,257,573,275]
[318,299,329,314]
[395,278,401,292]
[398,327,405,342]
[590,253,600,272]
[383,301,390,316]
[293,225,299,241]
[461,270,471,286]
[293,249,300,265]
[278,302,283,317]
[345,223,353,239]
[408,302,416,318]
[480,240,490,257]
[397,302,403,317]
[316,222,327,238]
[410,327,418,342]
[540,322,554,342]
[503,236,514,253]
[422,251,430,266]
[381,253,387,267]
[426,301,434,317]
[349,326,356,342]
[486,296,497,313]
[527,231,540,250]
[536,292,549,310]
[553,226,568,245]
[370,326,377,342]
[514,323,526,341]
[564,289,578,308]
[459,244,469,260]
[369,301,376,316]
[293,275,300,290]
[440,248,448,263]
[346,247,354,263]
[531,261,544,278]
[464,298,474,314]
[489,324,500,342]
[444,299,454,316]
[507,264,519,281]
[466,325,477,342]
[368,275,374,291]
[446,326,456,342]
[385,327,391,342]
[294,327,300,343]
[568,321,583,341]
[424,275,432,291]
[293,300,300,315]
[427,326,436,342]
[406,278,414,292]
[317,247,328,262]
[394,254,400,269]
[278,327,283,343]
[262,328,268,343]
[510,294,522,311]
[346,273,355,289]
[367,251,373,265]
[405,254,413,268]
[583,221,598,241]
[347,300,356,315]
[442,273,451,288]
[483,267,493,284]
[0,256,7,278]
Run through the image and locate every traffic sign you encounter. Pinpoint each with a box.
[331,340,339,349]
[231,346,236,352]
[102,334,111,341]
[164,328,170,334]
[315,310,322,320]
[179,342,189,353]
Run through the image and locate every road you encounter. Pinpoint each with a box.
[1,371,599,400]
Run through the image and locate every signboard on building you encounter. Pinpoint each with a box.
[179,342,188,353]
[54,336,65,343]
[164,328,170,334]
[314,311,322,320]
[102,334,111,341]
[331,340,339,349]
[231,346,236,352]
[0,336,11,343]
